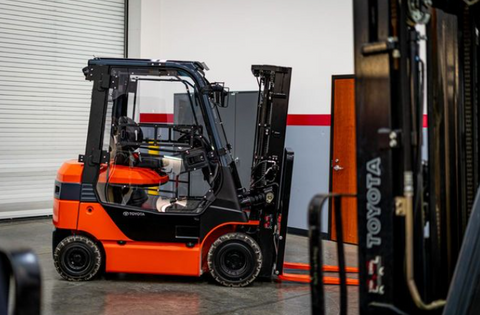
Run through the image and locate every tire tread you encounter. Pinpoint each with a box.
[53,235,102,281]
[207,232,262,287]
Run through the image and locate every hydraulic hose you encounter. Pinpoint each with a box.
[404,172,446,310]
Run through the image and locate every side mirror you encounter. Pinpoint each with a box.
[210,82,229,108]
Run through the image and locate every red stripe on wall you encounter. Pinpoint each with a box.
[140,113,174,123]
[286,114,331,126]
[139,113,429,127]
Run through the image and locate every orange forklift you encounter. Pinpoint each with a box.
[52,58,295,286]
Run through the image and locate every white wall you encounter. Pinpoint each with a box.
[128,0,355,232]
[129,0,354,114]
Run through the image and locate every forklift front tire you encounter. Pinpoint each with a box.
[207,232,262,287]
[53,235,102,281]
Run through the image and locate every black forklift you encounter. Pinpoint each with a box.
[52,58,295,287]
[309,0,480,314]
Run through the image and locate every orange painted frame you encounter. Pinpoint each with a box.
[72,201,261,277]
[54,161,262,278]
[53,199,80,230]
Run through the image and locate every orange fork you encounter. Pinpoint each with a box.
[283,261,359,273]
[278,273,359,285]
[278,262,359,286]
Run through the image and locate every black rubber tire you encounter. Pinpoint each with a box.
[207,232,262,287]
[53,235,102,281]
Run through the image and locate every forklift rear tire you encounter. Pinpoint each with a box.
[53,235,102,281]
[207,232,262,287]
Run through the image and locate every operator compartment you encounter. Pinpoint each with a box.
[95,67,221,215]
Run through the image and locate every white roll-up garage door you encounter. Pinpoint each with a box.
[0,0,125,219]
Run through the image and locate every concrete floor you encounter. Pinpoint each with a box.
[0,218,358,315]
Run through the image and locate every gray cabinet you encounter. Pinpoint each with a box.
[231,92,259,188]
[174,91,259,190]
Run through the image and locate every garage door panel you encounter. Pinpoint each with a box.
[0,23,124,41]
[0,105,90,113]
[0,3,124,26]
[0,40,124,56]
[0,28,123,47]
[2,0,124,20]
[0,61,109,74]
[0,0,125,218]
[0,16,124,39]
[1,201,53,213]
[15,0,125,14]
[0,68,82,80]
[0,49,117,65]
